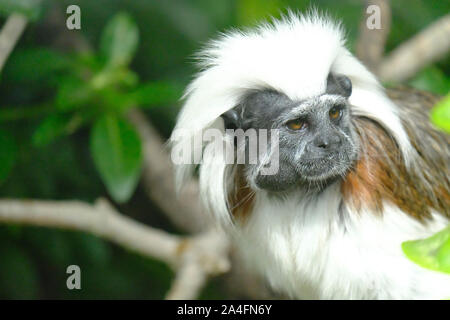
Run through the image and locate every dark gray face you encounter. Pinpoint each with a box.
[222,73,358,192]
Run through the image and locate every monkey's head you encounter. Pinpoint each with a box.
[171,12,412,222]
[222,73,357,192]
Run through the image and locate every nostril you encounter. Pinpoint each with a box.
[314,135,342,149]
[315,138,329,149]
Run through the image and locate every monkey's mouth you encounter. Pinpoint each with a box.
[298,154,351,181]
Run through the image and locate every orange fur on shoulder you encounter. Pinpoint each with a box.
[342,117,449,221]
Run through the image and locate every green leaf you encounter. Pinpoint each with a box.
[0,129,16,183]
[56,76,92,111]
[0,0,43,20]
[402,227,450,274]
[437,237,450,273]
[97,88,135,112]
[131,82,181,107]
[32,114,83,147]
[100,13,139,68]
[90,68,138,90]
[90,114,142,203]
[431,94,450,133]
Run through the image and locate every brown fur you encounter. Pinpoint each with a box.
[229,166,255,222]
[342,88,450,221]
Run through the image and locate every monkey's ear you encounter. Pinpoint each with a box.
[326,73,352,98]
[221,108,241,130]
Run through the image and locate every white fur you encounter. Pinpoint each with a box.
[237,186,450,299]
[170,12,450,299]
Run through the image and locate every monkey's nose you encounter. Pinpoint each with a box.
[314,135,341,149]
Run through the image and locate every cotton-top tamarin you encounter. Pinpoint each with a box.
[170,12,450,299]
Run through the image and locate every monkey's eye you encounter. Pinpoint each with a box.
[286,119,307,131]
[329,106,342,120]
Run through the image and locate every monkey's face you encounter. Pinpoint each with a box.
[222,73,358,192]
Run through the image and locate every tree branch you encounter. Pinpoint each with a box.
[166,229,230,300]
[356,0,391,72]
[0,198,181,265]
[167,261,208,300]
[0,13,28,71]
[0,198,231,299]
[378,14,450,82]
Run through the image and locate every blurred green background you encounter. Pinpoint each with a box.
[0,0,448,299]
